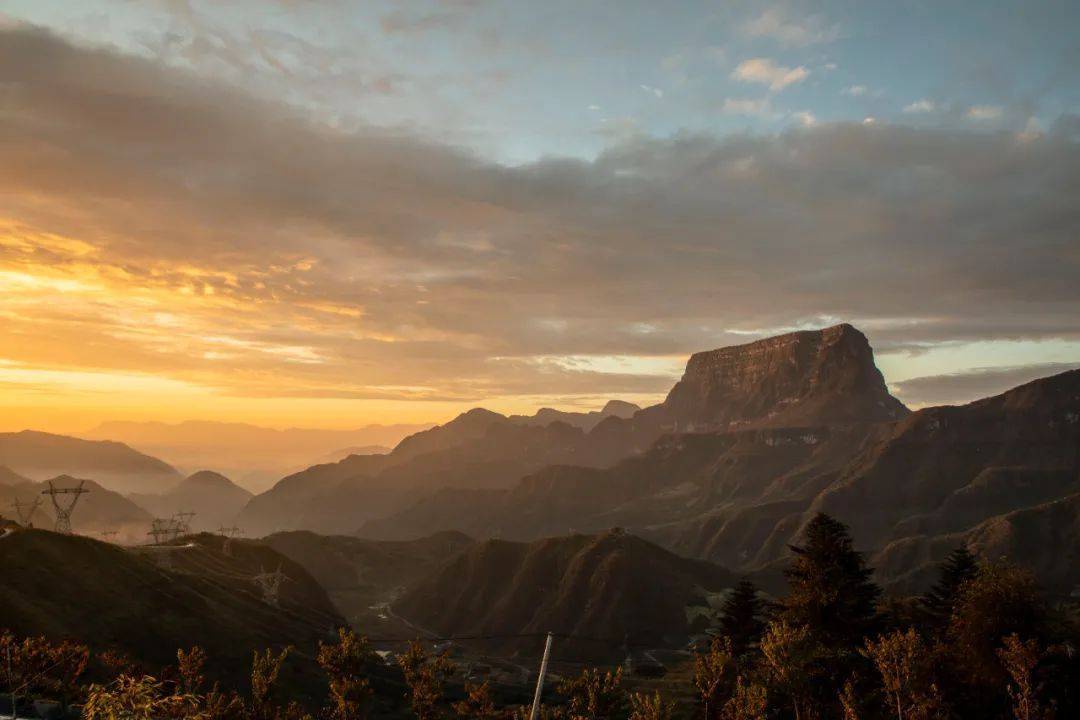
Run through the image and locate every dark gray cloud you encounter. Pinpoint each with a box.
[893,363,1080,407]
[1,25,1078,407]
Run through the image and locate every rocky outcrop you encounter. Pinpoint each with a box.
[658,323,907,432]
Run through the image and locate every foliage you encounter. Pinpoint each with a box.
[556,667,623,720]
[693,636,737,719]
[718,677,767,720]
[627,691,675,720]
[719,580,766,658]
[996,634,1051,720]
[759,620,819,720]
[250,647,291,720]
[862,628,945,720]
[318,629,376,720]
[922,547,979,623]
[453,680,506,720]
[398,641,454,720]
[83,674,199,720]
[781,513,881,648]
[946,562,1045,689]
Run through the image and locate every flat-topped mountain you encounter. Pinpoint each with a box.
[658,323,907,431]
[0,430,180,494]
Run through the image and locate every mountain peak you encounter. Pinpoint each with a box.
[660,323,907,431]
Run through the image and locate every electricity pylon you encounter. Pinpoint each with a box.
[10,497,42,527]
[172,511,196,535]
[148,518,180,544]
[252,565,288,606]
[217,525,242,538]
[41,480,89,534]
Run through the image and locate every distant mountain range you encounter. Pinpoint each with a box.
[82,420,432,492]
[0,430,180,494]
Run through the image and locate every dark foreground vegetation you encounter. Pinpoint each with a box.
[4,513,1078,720]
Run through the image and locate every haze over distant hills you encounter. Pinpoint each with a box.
[0,431,180,494]
[130,470,254,533]
[82,420,432,492]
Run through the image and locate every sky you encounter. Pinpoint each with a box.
[0,0,1078,433]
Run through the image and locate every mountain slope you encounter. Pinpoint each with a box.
[0,431,180,493]
[0,528,342,694]
[263,530,473,634]
[392,530,734,660]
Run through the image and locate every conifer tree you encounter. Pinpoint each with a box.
[719,579,766,657]
[781,513,881,647]
[923,547,979,622]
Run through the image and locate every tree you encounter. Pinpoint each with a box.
[996,634,1050,720]
[719,580,766,657]
[556,667,623,720]
[719,677,767,720]
[863,629,945,720]
[318,629,377,720]
[398,641,454,720]
[759,620,819,720]
[176,647,207,695]
[250,648,290,720]
[781,513,881,648]
[83,675,199,720]
[693,636,737,719]
[923,547,979,622]
[453,681,506,720]
[628,691,676,720]
[946,562,1045,690]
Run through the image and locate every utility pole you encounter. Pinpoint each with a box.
[8,644,15,720]
[528,632,554,720]
[41,480,89,534]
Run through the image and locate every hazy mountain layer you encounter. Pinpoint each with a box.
[0,431,180,494]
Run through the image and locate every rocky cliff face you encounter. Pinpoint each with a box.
[659,323,907,431]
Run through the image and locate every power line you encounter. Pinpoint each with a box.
[40,481,89,535]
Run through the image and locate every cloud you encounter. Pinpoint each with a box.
[744,8,840,47]
[1,26,1079,409]
[892,363,1080,406]
[843,85,867,97]
[731,57,809,91]
[721,97,777,118]
[967,104,1004,121]
[791,110,816,126]
[639,84,664,99]
[903,99,936,114]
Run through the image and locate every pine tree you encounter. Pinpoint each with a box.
[720,579,766,657]
[922,547,979,622]
[781,513,881,648]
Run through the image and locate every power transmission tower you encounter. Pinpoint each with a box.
[148,518,178,544]
[252,565,289,607]
[172,511,196,536]
[10,497,42,527]
[41,480,89,534]
[217,525,241,538]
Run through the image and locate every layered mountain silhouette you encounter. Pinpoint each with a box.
[84,420,432,492]
[348,325,1080,597]
[0,474,151,540]
[236,401,638,536]
[130,470,253,532]
[392,530,733,660]
[0,431,180,494]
